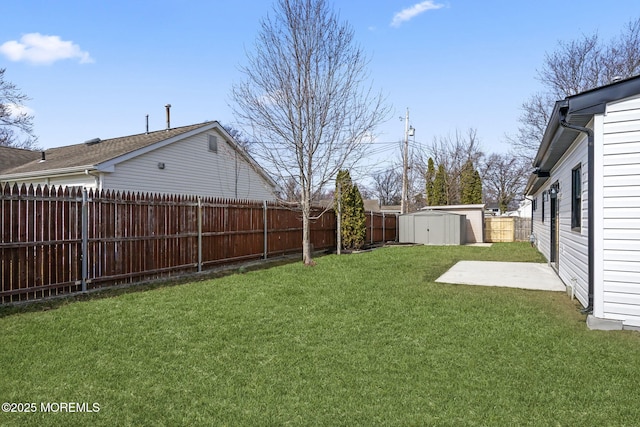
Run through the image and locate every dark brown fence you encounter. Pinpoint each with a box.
[1,184,397,303]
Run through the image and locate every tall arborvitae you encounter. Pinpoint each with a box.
[432,164,448,206]
[460,159,482,204]
[425,157,436,206]
[471,170,483,204]
[335,170,366,250]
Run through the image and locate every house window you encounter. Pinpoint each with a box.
[572,165,582,229]
[208,135,218,153]
[532,198,537,211]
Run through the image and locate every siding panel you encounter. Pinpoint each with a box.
[603,186,640,198]
[604,249,640,262]
[602,96,640,324]
[603,119,640,134]
[603,282,640,295]
[603,302,640,317]
[607,96,640,112]
[605,260,640,273]
[103,129,275,200]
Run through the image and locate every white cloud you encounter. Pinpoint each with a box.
[6,103,35,117]
[0,33,94,65]
[391,1,445,27]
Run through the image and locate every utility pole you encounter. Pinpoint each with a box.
[401,108,410,215]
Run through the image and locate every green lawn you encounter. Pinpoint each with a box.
[1,243,640,426]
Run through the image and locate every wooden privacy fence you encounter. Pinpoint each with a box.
[1,184,397,303]
[484,216,532,243]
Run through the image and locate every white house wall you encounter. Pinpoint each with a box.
[600,95,640,326]
[102,129,275,200]
[532,134,590,307]
[2,173,97,190]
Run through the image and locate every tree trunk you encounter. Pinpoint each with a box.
[302,199,314,265]
[336,181,342,255]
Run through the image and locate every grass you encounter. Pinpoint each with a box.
[1,243,640,426]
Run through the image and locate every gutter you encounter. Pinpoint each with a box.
[532,100,567,170]
[559,107,594,313]
[85,169,102,190]
[0,165,97,181]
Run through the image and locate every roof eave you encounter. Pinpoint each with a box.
[0,165,97,181]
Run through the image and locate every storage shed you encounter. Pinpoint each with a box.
[399,211,467,245]
[421,204,485,243]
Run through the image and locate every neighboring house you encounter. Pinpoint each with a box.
[525,75,640,330]
[0,121,277,200]
[505,198,532,218]
[484,203,501,216]
[317,199,396,214]
[380,204,401,215]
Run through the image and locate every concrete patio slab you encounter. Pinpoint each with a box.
[435,261,566,292]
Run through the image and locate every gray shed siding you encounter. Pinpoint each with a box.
[102,129,275,200]
[399,211,466,245]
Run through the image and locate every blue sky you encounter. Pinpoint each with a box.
[2,0,640,175]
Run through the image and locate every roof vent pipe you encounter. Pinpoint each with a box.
[40,151,46,162]
[165,104,171,131]
[146,114,149,134]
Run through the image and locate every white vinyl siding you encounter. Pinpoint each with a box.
[531,135,589,306]
[102,129,275,200]
[532,194,550,260]
[601,95,640,326]
[1,173,97,190]
[553,137,589,306]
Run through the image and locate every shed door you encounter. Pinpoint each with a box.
[429,215,446,245]
[414,216,430,244]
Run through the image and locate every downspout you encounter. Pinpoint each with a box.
[85,169,102,191]
[559,108,594,313]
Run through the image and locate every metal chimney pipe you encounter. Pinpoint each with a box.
[146,114,149,134]
[165,104,171,131]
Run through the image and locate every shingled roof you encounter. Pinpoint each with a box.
[0,122,212,175]
[0,146,42,173]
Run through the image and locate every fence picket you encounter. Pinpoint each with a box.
[1,185,397,303]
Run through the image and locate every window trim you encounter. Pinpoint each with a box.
[571,164,582,231]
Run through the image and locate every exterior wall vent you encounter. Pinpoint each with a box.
[208,135,218,153]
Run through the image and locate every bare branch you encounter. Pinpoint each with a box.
[231,0,390,264]
[0,68,39,149]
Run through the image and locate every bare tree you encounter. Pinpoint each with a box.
[279,176,301,202]
[0,68,38,149]
[481,153,529,214]
[220,123,253,154]
[426,128,484,205]
[372,167,401,206]
[510,18,640,162]
[232,0,389,265]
